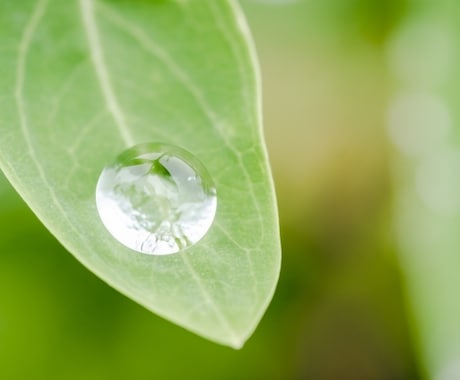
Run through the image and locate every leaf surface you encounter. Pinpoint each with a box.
[0,0,280,347]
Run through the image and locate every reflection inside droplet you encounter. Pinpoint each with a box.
[96,143,217,255]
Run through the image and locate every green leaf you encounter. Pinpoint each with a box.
[0,0,280,348]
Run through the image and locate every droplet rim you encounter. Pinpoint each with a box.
[95,142,217,256]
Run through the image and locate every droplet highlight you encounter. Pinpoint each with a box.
[96,143,217,255]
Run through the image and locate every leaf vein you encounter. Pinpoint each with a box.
[97,3,239,149]
[15,0,88,255]
[79,0,134,147]
[181,253,240,346]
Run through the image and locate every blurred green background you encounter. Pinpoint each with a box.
[1,0,459,379]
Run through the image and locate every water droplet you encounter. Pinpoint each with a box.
[95,143,217,255]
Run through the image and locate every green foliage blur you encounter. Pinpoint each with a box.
[2,0,458,378]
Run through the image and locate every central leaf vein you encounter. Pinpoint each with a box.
[79,0,135,147]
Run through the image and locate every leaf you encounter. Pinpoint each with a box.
[0,0,280,348]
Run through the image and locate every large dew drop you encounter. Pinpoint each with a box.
[95,143,217,255]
